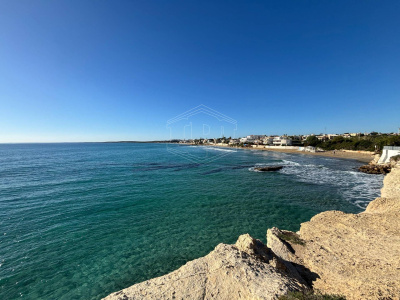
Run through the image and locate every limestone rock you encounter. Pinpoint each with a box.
[381,165,400,199]
[235,233,271,262]
[365,196,400,213]
[267,228,315,287]
[298,165,400,299]
[103,235,306,300]
[267,228,299,263]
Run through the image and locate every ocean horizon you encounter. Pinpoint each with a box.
[0,143,383,299]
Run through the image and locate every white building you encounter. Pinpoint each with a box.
[316,134,327,141]
[327,134,339,139]
[263,136,274,145]
[273,136,293,146]
[246,135,265,140]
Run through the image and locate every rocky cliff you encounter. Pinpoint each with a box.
[103,163,400,300]
[104,235,307,300]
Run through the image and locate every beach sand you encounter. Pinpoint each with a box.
[255,148,373,163]
[210,145,374,163]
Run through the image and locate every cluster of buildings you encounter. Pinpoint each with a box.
[235,135,295,146]
[228,132,399,146]
[178,131,399,146]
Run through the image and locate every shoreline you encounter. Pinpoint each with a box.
[203,144,374,163]
[104,161,400,300]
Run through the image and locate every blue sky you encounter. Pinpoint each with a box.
[1,1,399,142]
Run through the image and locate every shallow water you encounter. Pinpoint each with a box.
[0,143,383,299]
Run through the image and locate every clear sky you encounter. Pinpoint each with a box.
[1,0,399,142]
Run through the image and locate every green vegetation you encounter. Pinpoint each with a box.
[279,290,346,300]
[277,232,306,246]
[189,134,400,152]
[305,135,400,152]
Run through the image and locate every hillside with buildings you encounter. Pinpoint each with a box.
[178,131,400,152]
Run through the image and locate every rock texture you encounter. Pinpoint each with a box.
[296,163,400,300]
[358,164,391,174]
[103,234,306,300]
[381,164,400,199]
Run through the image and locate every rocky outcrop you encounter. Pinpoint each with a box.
[104,164,400,300]
[298,210,400,299]
[358,164,391,174]
[295,164,400,300]
[381,164,400,199]
[103,234,306,300]
[360,153,400,174]
[255,166,284,172]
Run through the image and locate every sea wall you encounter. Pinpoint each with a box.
[103,163,400,300]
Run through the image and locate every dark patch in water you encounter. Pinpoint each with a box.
[201,164,255,175]
[132,163,200,172]
[201,168,224,175]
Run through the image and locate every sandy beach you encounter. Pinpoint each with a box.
[209,145,374,163]
[260,149,373,163]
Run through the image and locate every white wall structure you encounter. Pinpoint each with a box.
[273,136,293,146]
[378,146,400,164]
[263,137,274,145]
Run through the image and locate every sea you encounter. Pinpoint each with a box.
[0,143,384,299]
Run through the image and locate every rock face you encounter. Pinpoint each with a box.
[296,164,400,300]
[103,234,306,300]
[381,164,400,199]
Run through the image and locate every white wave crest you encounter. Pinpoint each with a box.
[203,147,235,153]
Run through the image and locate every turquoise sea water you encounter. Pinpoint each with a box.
[0,143,383,299]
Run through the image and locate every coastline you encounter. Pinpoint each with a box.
[103,156,400,300]
[205,144,374,163]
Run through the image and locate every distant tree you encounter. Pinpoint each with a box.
[305,136,320,147]
[332,136,345,143]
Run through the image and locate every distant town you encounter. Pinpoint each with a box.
[172,131,400,153]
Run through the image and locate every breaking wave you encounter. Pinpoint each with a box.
[249,158,383,209]
[202,147,236,153]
